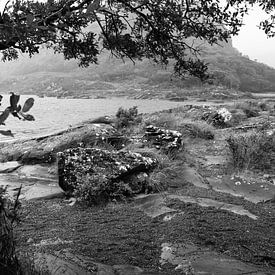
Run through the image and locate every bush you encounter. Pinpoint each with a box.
[0,189,46,275]
[235,101,260,118]
[258,101,269,111]
[115,106,142,129]
[226,110,247,127]
[0,187,20,275]
[227,132,275,171]
[73,174,141,205]
[181,121,215,139]
[143,112,179,129]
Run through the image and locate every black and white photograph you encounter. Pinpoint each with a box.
[0,1,274,274]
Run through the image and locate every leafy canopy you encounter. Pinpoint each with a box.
[0,0,275,79]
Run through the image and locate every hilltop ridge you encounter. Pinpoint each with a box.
[0,40,274,98]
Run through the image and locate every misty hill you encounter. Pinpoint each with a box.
[0,39,274,98]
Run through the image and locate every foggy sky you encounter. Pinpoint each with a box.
[232,7,275,68]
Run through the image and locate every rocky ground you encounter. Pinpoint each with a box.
[0,98,275,275]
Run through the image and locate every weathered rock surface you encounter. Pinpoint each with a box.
[144,125,182,151]
[0,124,117,164]
[207,174,275,203]
[160,242,270,275]
[0,161,22,173]
[57,147,157,195]
[34,252,144,275]
[89,115,115,125]
[135,193,257,220]
[0,164,62,201]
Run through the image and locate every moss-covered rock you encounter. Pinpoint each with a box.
[57,148,158,203]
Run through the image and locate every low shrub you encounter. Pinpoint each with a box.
[115,106,142,129]
[235,101,260,118]
[73,174,134,205]
[74,172,156,205]
[227,131,275,171]
[243,107,259,118]
[0,187,21,275]
[181,121,215,139]
[143,113,179,129]
[258,101,269,111]
[227,110,247,127]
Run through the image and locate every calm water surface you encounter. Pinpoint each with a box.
[0,95,186,142]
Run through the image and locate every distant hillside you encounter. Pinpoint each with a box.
[0,39,274,97]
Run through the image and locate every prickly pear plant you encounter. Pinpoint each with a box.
[0,93,35,137]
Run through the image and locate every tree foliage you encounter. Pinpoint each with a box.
[0,0,275,79]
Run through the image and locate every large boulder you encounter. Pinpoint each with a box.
[57,148,157,197]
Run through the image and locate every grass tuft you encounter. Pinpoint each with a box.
[180,121,215,140]
[227,131,275,171]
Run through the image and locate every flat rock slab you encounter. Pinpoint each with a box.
[182,164,209,189]
[15,164,57,182]
[0,164,60,201]
[207,175,275,203]
[135,193,257,220]
[0,124,116,164]
[134,194,177,218]
[34,252,143,275]
[22,183,64,201]
[168,194,258,220]
[192,253,269,275]
[0,161,22,173]
[160,242,271,275]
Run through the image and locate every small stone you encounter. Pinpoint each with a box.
[27,238,34,243]
[68,198,77,206]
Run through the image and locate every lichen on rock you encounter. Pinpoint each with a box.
[57,148,158,203]
[143,125,182,151]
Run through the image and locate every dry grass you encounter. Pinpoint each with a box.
[180,121,215,140]
[227,131,275,171]
[142,112,179,129]
[233,101,271,118]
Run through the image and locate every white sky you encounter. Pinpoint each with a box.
[0,1,275,68]
[232,6,275,68]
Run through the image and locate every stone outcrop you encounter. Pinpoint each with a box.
[201,107,232,127]
[34,252,143,275]
[57,148,157,195]
[143,125,182,151]
[0,124,120,164]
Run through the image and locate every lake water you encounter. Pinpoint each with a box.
[0,95,187,142]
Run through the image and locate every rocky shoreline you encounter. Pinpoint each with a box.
[1,103,275,274]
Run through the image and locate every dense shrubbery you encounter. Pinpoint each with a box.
[234,101,271,118]
[227,132,275,171]
[181,122,215,140]
[115,106,142,129]
[0,188,20,275]
[0,188,44,275]
[143,112,179,129]
[73,174,134,205]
